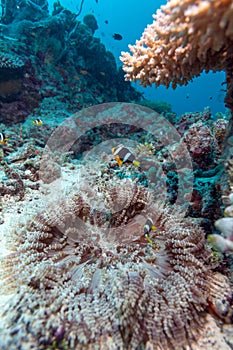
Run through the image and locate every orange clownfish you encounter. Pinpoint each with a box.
[143,218,157,244]
[0,132,9,145]
[32,119,43,126]
[112,144,140,167]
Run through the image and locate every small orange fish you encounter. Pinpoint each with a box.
[80,69,88,75]
[0,132,9,145]
[74,75,81,80]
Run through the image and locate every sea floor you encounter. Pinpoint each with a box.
[0,162,232,350]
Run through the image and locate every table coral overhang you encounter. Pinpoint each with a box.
[120,0,233,110]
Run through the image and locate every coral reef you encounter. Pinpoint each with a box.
[0,0,232,348]
[0,0,140,125]
[0,102,232,349]
[0,156,231,350]
[0,160,25,200]
[0,103,229,233]
[1,0,49,24]
[0,57,42,124]
[120,0,233,110]
[212,118,229,147]
[138,99,173,115]
[0,52,24,70]
[0,127,42,203]
[83,14,98,34]
[0,52,25,104]
[168,108,231,230]
[208,155,233,254]
[183,121,220,170]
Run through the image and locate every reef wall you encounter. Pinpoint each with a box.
[0,0,140,124]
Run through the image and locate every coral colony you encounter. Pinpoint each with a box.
[121,0,233,109]
[0,1,233,350]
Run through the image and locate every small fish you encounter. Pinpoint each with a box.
[100,71,106,76]
[113,33,123,40]
[112,144,140,167]
[80,69,88,75]
[74,75,81,80]
[0,132,9,145]
[104,20,108,24]
[143,218,157,244]
[32,119,43,126]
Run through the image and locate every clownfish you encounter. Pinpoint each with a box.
[112,144,140,167]
[0,132,9,145]
[32,119,43,126]
[143,218,157,244]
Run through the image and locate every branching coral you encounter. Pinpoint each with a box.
[0,161,231,350]
[120,0,233,109]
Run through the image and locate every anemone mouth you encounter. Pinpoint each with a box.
[28,206,173,290]
[65,229,172,287]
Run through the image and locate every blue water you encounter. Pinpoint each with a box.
[51,0,226,117]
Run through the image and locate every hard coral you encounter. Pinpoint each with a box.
[0,61,42,124]
[0,52,24,70]
[1,1,140,125]
[208,157,233,253]
[83,14,98,34]
[0,161,229,350]
[183,121,220,170]
[0,52,25,102]
[212,118,229,146]
[120,0,233,110]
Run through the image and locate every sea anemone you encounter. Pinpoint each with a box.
[0,160,229,350]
